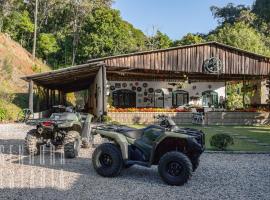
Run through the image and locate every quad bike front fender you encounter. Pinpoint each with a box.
[94,130,129,160]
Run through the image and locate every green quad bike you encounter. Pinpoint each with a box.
[91,116,205,186]
[25,111,93,158]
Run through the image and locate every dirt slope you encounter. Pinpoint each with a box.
[0,33,50,121]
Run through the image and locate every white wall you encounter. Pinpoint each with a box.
[108,81,225,108]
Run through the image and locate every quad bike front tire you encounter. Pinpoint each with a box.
[158,151,192,186]
[92,143,123,177]
[64,131,81,159]
[24,129,41,156]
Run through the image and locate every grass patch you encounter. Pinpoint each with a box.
[129,124,270,152]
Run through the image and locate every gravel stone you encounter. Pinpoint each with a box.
[0,123,270,200]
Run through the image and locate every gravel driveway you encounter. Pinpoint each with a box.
[0,124,269,200]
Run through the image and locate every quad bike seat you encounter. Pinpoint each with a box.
[117,128,144,139]
[116,125,165,140]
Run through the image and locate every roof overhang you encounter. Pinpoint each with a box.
[22,62,104,92]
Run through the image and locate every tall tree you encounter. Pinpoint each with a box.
[253,0,270,23]
[210,3,249,25]
[207,22,270,56]
[173,33,205,46]
[146,30,172,50]
[78,8,146,61]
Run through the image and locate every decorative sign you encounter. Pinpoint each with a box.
[148,88,154,93]
[143,83,148,88]
[203,57,223,74]
[137,87,142,92]
[122,83,127,88]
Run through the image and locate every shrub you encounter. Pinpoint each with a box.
[102,115,112,122]
[210,134,234,150]
[0,107,8,122]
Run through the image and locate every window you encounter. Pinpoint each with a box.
[112,89,136,108]
[202,90,218,107]
[172,90,189,107]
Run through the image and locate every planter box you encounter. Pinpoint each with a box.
[108,111,270,125]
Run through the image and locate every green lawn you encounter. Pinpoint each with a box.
[130,124,270,152]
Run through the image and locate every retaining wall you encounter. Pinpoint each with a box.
[108,112,270,125]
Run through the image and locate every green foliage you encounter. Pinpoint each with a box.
[0,106,7,122]
[253,0,270,23]
[2,10,34,48]
[146,30,172,50]
[173,33,205,46]
[38,33,59,57]
[226,82,244,109]
[1,0,270,71]
[207,22,270,57]
[102,115,112,122]
[210,3,249,25]
[78,8,146,60]
[31,64,42,73]
[210,134,234,150]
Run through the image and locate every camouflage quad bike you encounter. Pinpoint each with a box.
[91,117,205,186]
[25,112,93,158]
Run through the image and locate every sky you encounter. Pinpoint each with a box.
[113,0,255,40]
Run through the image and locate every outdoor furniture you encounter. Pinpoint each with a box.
[191,108,204,125]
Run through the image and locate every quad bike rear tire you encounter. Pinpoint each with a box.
[64,131,81,158]
[92,143,123,177]
[24,129,41,156]
[158,151,192,186]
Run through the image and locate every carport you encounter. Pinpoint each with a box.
[22,62,107,117]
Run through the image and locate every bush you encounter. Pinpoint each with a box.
[0,107,8,122]
[210,134,234,150]
[102,115,112,122]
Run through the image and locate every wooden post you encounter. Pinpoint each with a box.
[46,89,49,109]
[58,90,61,105]
[63,92,67,106]
[36,87,40,112]
[29,80,34,112]
[243,77,246,108]
[52,90,55,106]
[225,81,227,109]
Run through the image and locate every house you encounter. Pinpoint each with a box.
[22,42,270,117]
